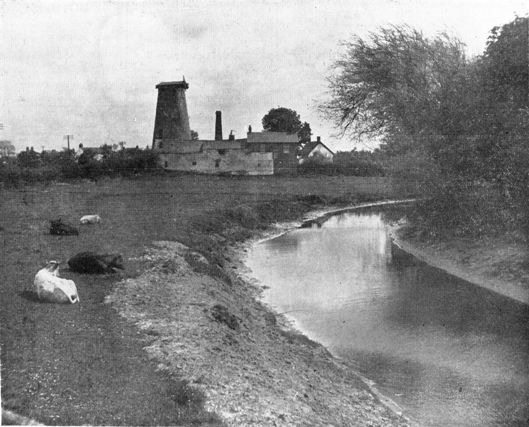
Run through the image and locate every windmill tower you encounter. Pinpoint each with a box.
[152,77,191,147]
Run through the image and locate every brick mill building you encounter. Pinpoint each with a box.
[152,79,300,175]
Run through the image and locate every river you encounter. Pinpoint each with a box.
[246,208,529,426]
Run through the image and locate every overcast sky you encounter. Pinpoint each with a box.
[1,0,527,152]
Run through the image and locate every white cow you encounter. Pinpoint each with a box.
[80,214,101,224]
[33,261,80,304]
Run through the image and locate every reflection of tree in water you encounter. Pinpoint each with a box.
[380,204,411,224]
[382,262,529,339]
[266,232,300,251]
[319,204,412,229]
[388,242,419,268]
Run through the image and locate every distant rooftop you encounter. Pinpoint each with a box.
[156,80,189,89]
[247,131,299,144]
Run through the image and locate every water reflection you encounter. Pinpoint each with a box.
[246,210,529,426]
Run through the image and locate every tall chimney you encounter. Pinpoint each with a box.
[152,80,191,147]
[215,111,223,141]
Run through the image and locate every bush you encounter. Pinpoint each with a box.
[0,146,161,186]
[16,148,41,168]
[299,150,385,176]
[408,179,514,239]
[387,146,519,238]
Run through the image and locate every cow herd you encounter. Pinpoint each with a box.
[32,214,123,304]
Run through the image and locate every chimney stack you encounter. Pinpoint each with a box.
[317,136,321,143]
[215,111,223,141]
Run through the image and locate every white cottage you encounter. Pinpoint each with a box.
[299,137,334,164]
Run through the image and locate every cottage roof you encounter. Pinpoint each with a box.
[247,131,299,144]
[201,140,244,150]
[299,140,335,158]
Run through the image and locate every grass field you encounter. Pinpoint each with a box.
[0,173,395,425]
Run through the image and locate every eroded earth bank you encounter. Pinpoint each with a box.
[106,238,409,426]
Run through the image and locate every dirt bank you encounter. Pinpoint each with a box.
[391,226,529,305]
[106,236,409,426]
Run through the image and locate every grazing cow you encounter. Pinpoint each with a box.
[68,252,124,274]
[33,261,80,304]
[80,214,101,224]
[50,218,79,236]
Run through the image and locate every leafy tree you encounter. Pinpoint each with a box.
[298,122,312,145]
[482,16,529,107]
[0,140,15,157]
[191,130,199,140]
[468,17,529,229]
[322,23,529,238]
[262,107,312,145]
[262,107,301,133]
[322,25,469,143]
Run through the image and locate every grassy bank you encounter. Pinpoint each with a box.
[1,174,401,425]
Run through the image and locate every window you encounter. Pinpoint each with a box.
[215,159,220,168]
[164,161,168,168]
[217,149,226,155]
[158,141,163,149]
[192,161,197,166]
[259,144,266,153]
[283,144,290,154]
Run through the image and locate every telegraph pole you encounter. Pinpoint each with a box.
[526,16,529,104]
[64,134,74,152]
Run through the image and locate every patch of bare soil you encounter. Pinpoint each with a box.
[106,241,409,426]
[392,226,529,304]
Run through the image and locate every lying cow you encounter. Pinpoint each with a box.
[33,261,80,304]
[50,218,79,236]
[80,214,101,224]
[68,252,124,274]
